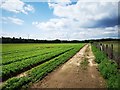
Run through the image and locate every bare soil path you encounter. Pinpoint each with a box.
[31,44,106,88]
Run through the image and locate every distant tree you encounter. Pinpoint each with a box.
[13,37,15,39]
[19,37,22,39]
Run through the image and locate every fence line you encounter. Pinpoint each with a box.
[92,42,120,66]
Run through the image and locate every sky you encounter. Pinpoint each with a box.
[0,0,119,40]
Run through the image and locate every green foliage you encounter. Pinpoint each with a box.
[2,47,72,78]
[2,77,31,90]
[92,46,107,63]
[80,58,89,70]
[107,74,120,88]
[2,44,84,89]
[2,47,55,65]
[99,60,118,79]
[92,45,120,88]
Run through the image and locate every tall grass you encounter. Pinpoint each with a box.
[92,45,120,88]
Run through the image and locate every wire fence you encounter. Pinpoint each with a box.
[92,42,120,66]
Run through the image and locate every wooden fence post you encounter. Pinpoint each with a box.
[100,43,102,51]
[93,43,119,67]
[106,44,108,56]
[110,44,113,59]
[102,44,105,52]
[98,43,101,50]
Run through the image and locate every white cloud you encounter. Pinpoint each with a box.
[68,26,118,40]
[48,1,118,26]
[2,17,24,25]
[32,17,118,40]
[1,0,34,14]
[24,5,34,12]
[32,1,118,40]
[8,17,24,25]
[2,26,118,40]
[48,0,71,6]
[1,31,29,39]
[32,18,72,31]
[73,0,119,2]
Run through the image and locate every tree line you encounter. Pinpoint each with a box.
[0,37,119,43]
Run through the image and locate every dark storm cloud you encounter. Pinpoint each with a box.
[95,16,119,28]
[83,16,119,28]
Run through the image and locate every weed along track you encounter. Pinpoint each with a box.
[31,44,106,88]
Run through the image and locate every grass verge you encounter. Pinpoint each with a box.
[92,45,120,88]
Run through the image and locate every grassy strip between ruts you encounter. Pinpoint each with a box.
[1,45,83,90]
[91,45,120,88]
[80,57,89,70]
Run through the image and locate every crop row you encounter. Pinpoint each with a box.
[2,47,73,81]
[2,47,62,65]
[2,47,46,59]
[1,45,83,90]
[2,45,55,57]
[2,46,42,55]
[2,44,65,55]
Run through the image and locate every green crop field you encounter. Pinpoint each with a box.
[1,43,85,89]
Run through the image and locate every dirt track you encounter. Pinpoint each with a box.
[31,44,106,88]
